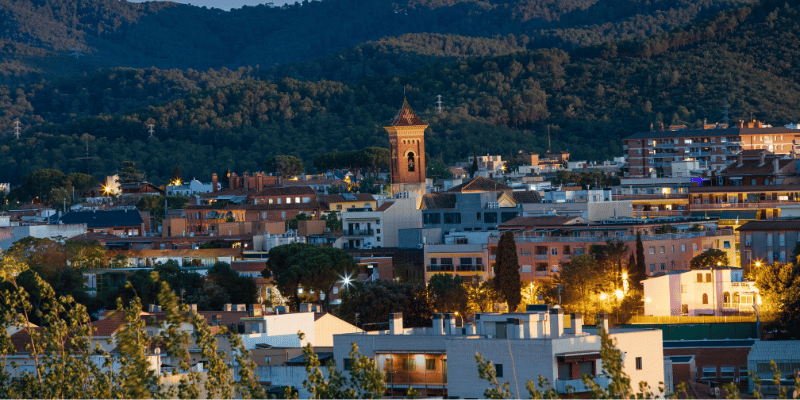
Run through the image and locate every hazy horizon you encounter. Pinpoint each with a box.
[126,0,300,11]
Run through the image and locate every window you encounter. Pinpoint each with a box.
[430,258,437,265]
[496,364,504,378]
[702,293,709,304]
[520,248,531,256]
[403,357,415,371]
[407,152,416,171]
[563,245,571,255]
[286,197,292,204]
[441,258,453,266]
[706,273,711,282]
[697,273,703,282]
[660,263,665,271]
[426,359,436,371]
[721,367,735,379]
[681,285,687,293]
[681,244,686,252]
[650,264,655,272]
[635,357,643,370]
[295,197,301,203]
[660,246,665,254]
[558,364,571,380]
[476,212,482,221]
[460,257,473,266]
[579,361,594,377]
[693,243,698,251]
[550,248,558,256]
[521,265,532,273]
[672,245,675,252]
[724,241,731,249]
[740,366,749,379]
[344,358,353,370]
[444,213,461,224]
[424,213,441,224]
[485,213,498,223]
[649,247,655,255]
[501,212,518,223]
[269,198,274,205]
[702,367,717,379]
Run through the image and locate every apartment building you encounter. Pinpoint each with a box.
[493,216,736,280]
[643,267,757,316]
[340,197,421,249]
[333,309,664,398]
[737,219,800,267]
[423,243,489,283]
[624,122,800,178]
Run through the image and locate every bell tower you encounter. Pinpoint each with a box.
[385,99,427,198]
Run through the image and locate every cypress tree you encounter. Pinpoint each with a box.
[494,231,522,311]
[635,231,647,289]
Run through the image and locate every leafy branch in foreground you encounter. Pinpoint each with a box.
[300,331,386,399]
[0,256,263,399]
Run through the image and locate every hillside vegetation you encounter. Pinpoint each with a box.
[2,0,800,186]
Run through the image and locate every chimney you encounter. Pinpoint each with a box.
[189,304,198,312]
[774,158,780,175]
[224,303,232,312]
[432,313,444,335]
[249,304,263,317]
[597,313,610,332]
[256,174,264,191]
[243,172,249,191]
[230,173,238,189]
[390,312,403,335]
[737,153,743,167]
[549,307,564,338]
[571,313,583,335]
[759,152,765,166]
[148,304,156,313]
[212,173,218,193]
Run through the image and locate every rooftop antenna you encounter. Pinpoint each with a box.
[13,120,20,139]
[148,124,155,138]
[70,46,83,59]
[722,100,730,126]
[435,95,443,114]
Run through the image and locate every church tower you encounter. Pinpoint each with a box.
[385,99,427,198]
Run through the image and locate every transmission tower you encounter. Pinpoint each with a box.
[148,124,155,138]
[722,100,730,126]
[435,95,443,114]
[13,121,20,139]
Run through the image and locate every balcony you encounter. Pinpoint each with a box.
[427,264,454,272]
[385,371,446,387]
[456,264,485,272]
[534,254,548,260]
[556,376,610,393]
[534,270,551,277]
[343,229,375,236]
[687,151,711,157]
[655,142,674,148]
[690,200,796,210]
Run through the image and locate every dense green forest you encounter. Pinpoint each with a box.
[2,0,800,186]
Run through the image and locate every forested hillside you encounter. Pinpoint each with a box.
[0,0,753,78]
[1,0,799,186]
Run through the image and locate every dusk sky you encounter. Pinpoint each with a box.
[128,0,298,11]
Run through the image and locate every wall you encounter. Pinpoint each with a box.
[0,223,87,251]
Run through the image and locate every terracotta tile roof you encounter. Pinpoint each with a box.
[231,261,267,273]
[448,176,511,192]
[736,219,800,231]
[10,329,38,352]
[376,202,395,211]
[423,193,457,209]
[389,100,425,127]
[721,157,794,176]
[510,191,541,204]
[89,311,127,336]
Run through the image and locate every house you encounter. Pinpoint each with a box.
[340,197,421,249]
[332,309,664,398]
[320,193,377,213]
[643,267,757,316]
[423,243,488,283]
[119,182,165,197]
[747,341,800,395]
[59,209,144,236]
[166,179,219,196]
[0,223,87,253]
[737,219,800,267]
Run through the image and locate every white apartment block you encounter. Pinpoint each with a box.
[643,268,758,316]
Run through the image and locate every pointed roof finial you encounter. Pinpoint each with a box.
[390,99,425,127]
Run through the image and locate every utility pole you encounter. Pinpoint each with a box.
[722,100,730,126]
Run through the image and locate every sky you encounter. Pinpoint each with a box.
[127,0,298,11]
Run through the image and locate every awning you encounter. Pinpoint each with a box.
[555,351,602,363]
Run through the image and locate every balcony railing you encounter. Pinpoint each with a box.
[556,376,610,393]
[689,200,798,210]
[456,264,485,272]
[655,143,674,148]
[343,229,375,236]
[534,271,551,277]
[534,254,548,259]
[491,230,734,244]
[385,371,446,387]
[427,264,454,272]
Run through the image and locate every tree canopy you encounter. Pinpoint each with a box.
[493,232,522,311]
[689,248,730,269]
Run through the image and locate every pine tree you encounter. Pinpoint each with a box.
[493,231,521,311]
[634,232,647,289]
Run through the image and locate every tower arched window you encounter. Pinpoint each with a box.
[408,152,416,172]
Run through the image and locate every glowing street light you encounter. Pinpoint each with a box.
[599,292,608,301]
[614,289,624,301]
